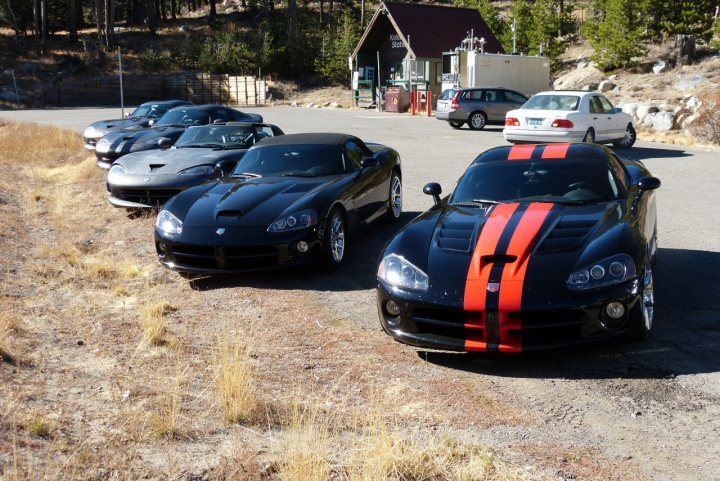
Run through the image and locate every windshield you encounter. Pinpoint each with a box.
[130,103,171,119]
[175,125,258,148]
[156,109,210,127]
[451,159,624,205]
[522,94,579,111]
[231,144,344,177]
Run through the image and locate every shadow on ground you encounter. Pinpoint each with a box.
[614,145,692,161]
[418,247,720,379]
[187,211,421,292]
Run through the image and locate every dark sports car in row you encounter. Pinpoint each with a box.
[106,122,284,208]
[83,100,190,150]
[155,133,402,272]
[377,143,659,352]
[95,105,263,169]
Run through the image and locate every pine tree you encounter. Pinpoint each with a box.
[502,0,533,54]
[589,0,648,70]
[660,0,715,40]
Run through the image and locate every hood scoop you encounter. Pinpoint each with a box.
[216,209,245,219]
[436,220,475,253]
[540,217,597,252]
[281,182,323,194]
[149,163,166,171]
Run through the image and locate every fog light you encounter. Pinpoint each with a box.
[385,299,401,317]
[296,241,309,254]
[605,301,625,319]
[157,242,166,253]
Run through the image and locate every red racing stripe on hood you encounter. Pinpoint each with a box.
[497,203,555,352]
[463,203,519,351]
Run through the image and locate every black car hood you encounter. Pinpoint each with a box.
[181,176,335,227]
[391,200,635,283]
[101,125,185,144]
[117,147,247,175]
[89,117,147,132]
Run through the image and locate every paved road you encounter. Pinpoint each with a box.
[3,106,720,480]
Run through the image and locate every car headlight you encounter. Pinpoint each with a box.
[156,210,183,236]
[107,164,127,180]
[567,254,636,291]
[141,136,168,145]
[377,254,429,291]
[179,165,215,175]
[267,209,319,233]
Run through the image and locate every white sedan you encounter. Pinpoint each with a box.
[503,91,636,148]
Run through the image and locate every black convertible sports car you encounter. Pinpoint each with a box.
[106,122,284,208]
[377,143,660,352]
[94,105,263,169]
[155,133,402,273]
[82,100,190,150]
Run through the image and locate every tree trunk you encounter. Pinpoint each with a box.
[40,0,47,54]
[320,0,323,24]
[288,0,297,41]
[160,0,167,21]
[170,0,176,20]
[69,0,78,42]
[328,0,333,25]
[209,0,216,18]
[146,0,157,34]
[104,0,114,48]
[95,0,104,40]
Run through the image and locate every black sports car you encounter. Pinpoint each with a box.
[377,143,660,352]
[94,105,263,169]
[82,100,191,150]
[155,133,402,273]
[106,122,284,208]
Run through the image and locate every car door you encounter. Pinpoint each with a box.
[504,90,529,111]
[344,140,386,223]
[597,95,625,139]
[482,89,505,122]
[588,95,611,140]
[461,89,484,117]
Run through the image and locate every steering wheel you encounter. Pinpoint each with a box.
[567,182,595,191]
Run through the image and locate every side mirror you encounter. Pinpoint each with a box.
[360,157,379,169]
[214,160,235,176]
[158,138,173,148]
[613,107,623,114]
[148,119,155,126]
[125,112,131,118]
[423,182,442,206]
[638,176,661,191]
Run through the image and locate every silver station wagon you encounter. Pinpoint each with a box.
[435,87,528,130]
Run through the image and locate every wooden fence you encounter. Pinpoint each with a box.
[42,74,267,107]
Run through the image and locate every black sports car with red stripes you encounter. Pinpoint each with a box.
[377,143,660,352]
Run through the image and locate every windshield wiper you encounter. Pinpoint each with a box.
[280,172,318,178]
[231,172,262,179]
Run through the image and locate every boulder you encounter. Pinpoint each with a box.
[681,111,700,128]
[329,102,342,109]
[580,83,598,91]
[290,101,298,107]
[685,96,700,110]
[643,111,675,131]
[598,80,616,92]
[636,104,659,123]
[620,103,640,118]
[652,60,668,75]
[553,64,605,90]
[304,102,315,108]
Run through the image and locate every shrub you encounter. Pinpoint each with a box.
[138,48,170,73]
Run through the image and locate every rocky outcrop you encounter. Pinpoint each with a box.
[619,95,702,132]
[553,63,605,90]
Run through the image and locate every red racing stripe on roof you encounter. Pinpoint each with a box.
[541,143,571,159]
[508,144,536,160]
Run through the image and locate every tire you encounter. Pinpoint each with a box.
[583,128,596,143]
[613,124,637,148]
[449,121,463,129]
[467,111,487,130]
[386,171,402,223]
[321,207,346,269]
[629,268,654,341]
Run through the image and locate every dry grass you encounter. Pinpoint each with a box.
[0,121,84,165]
[0,326,16,364]
[216,335,262,424]
[149,367,188,439]
[690,88,720,145]
[140,300,176,346]
[38,155,97,184]
[25,417,54,439]
[276,402,332,481]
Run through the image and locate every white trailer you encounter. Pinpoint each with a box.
[441,50,550,97]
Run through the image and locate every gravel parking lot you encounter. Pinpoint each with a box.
[2,105,720,480]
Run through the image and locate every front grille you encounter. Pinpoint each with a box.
[167,243,279,270]
[84,137,98,146]
[539,218,596,252]
[112,188,183,207]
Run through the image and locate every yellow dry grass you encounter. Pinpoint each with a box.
[216,335,262,424]
[0,326,15,364]
[149,367,188,439]
[38,155,97,184]
[276,402,332,481]
[0,121,84,165]
[140,300,175,346]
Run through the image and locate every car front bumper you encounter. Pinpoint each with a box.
[107,174,214,209]
[377,278,642,352]
[155,226,323,273]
